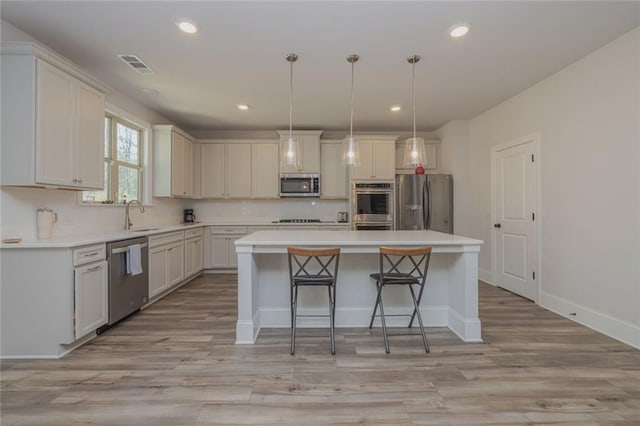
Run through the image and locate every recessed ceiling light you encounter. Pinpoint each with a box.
[237,104,250,111]
[449,24,470,38]
[390,105,401,112]
[140,88,159,96]
[176,19,198,34]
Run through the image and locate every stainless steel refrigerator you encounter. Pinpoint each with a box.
[396,174,453,233]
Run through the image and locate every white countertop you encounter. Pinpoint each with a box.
[0,221,351,249]
[236,230,483,247]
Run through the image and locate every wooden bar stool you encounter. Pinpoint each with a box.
[287,247,341,355]
[368,246,432,353]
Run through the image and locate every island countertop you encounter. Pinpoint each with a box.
[236,230,483,252]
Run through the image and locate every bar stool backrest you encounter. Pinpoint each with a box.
[287,247,341,281]
[378,246,432,285]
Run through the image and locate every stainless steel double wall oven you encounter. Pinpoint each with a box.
[351,182,394,230]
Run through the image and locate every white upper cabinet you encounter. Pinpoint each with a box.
[251,143,279,198]
[277,130,322,174]
[225,144,252,198]
[73,81,105,189]
[200,143,225,198]
[1,44,106,190]
[351,137,397,180]
[320,141,348,198]
[395,140,440,173]
[200,141,278,199]
[153,125,195,198]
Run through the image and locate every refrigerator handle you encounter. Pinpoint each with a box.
[424,179,431,229]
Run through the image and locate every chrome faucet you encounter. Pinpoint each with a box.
[124,200,145,230]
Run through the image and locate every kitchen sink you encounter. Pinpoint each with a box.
[130,228,161,232]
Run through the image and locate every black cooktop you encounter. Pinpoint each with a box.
[278,219,321,223]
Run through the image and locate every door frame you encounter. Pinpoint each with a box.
[490,133,542,302]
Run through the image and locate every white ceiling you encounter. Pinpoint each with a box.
[1,1,638,132]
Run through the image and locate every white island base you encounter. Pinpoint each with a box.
[235,230,484,344]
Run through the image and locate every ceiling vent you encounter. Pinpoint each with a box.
[118,54,155,75]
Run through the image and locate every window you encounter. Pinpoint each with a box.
[83,114,143,204]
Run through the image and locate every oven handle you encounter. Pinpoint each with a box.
[111,243,148,255]
[353,190,394,194]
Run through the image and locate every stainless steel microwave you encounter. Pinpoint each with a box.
[280,173,320,197]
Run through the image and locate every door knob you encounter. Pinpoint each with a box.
[494,223,501,228]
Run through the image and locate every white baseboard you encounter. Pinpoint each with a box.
[447,308,483,342]
[1,331,96,360]
[203,269,238,274]
[539,290,640,350]
[478,268,495,286]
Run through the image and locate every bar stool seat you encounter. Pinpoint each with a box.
[287,247,341,355]
[369,246,432,354]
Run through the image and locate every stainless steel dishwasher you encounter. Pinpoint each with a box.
[105,236,149,326]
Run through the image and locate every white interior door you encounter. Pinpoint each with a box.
[494,139,538,301]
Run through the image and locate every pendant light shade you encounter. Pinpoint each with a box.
[403,54,426,168]
[281,53,301,168]
[343,54,360,166]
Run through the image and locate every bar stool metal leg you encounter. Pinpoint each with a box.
[377,287,390,354]
[409,284,429,353]
[369,281,382,329]
[291,285,299,355]
[408,279,426,328]
[328,285,335,355]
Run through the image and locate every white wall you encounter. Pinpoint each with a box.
[434,122,474,228]
[0,20,186,240]
[466,27,640,347]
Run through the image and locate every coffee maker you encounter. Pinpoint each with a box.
[183,209,196,223]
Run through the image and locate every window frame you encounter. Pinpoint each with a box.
[79,105,152,206]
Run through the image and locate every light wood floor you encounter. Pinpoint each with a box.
[2,274,639,425]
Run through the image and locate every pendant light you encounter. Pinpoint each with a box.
[281,53,301,168]
[403,54,426,170]
[343,54,360,166]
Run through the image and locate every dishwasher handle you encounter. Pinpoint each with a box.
[111,243,148,255]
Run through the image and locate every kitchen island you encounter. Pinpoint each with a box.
[235,230,483,344]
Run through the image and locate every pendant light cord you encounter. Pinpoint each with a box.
[412,59,416,140]
[289,57,293,139]
[350,59,354,138]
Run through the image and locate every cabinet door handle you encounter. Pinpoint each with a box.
[86,265,103,272]
[82,251,100,257]
[77,178,83,183]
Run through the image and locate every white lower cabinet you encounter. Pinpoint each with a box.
[73,259,108,340]
[149,245,169,298]
[206,226,247,268]
[2,245,110,357]
[185,233,204,278]
[167,242,185,287]
[148,231,185,299]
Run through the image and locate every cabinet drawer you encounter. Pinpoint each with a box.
[210,226,247,235]
[73,244,106,266]
[149,231,184,248]
[185,227,204,239]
